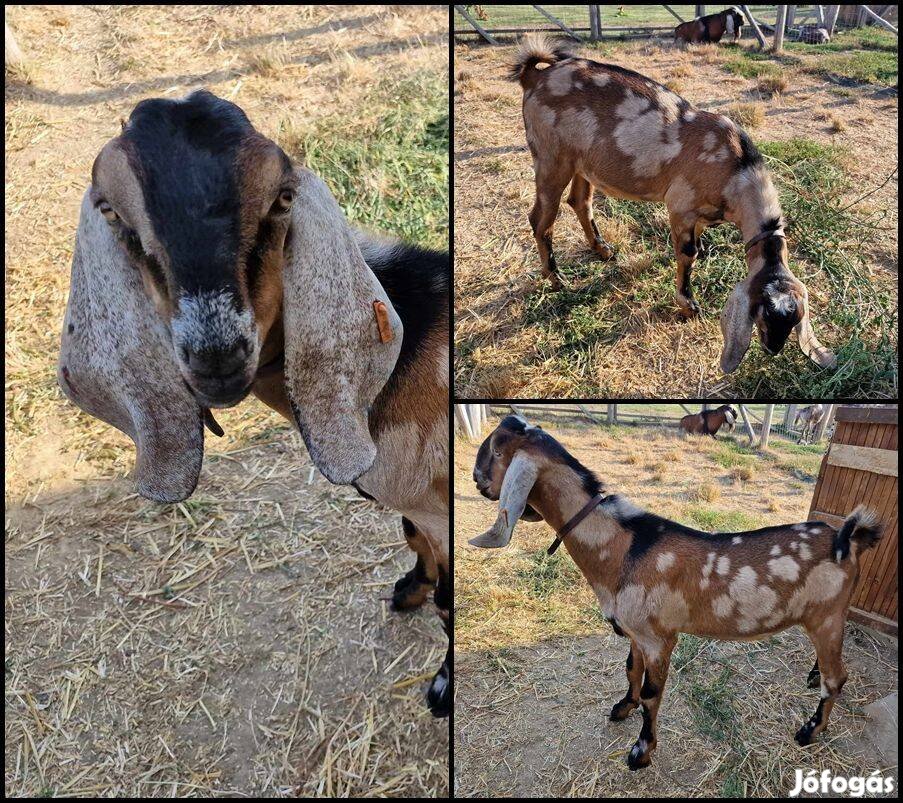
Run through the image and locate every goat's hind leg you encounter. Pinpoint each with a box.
[807,658,821,689]
[392,517,438,611]
[567,174,614,260]
[796,627,847,745]
[529,163,573,289]
[611,636,645,721]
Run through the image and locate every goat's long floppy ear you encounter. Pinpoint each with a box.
[793,286,837,369]
[469,452,539,548]
[58,191,204,502]
[282,168,403,485]
[719,280,754,373]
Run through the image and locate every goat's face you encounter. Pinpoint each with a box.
[720,405,738,429]
[472,415,534,501]
[59,90,404,500]
[720,268,806,373]
[89,91,298,408]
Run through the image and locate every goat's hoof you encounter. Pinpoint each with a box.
[593,240,615,260]
[542,273,565,291]
[391,577,433,612]
[626,741,652,771]
[795,721,818,746]
[426,665,451,718]
[806,671,821,689]
[609,700,637,721]
[677,299,701,319]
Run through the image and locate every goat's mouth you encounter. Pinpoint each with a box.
[475,481,498,501]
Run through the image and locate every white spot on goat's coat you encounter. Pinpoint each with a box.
[768,555,801,582]
[613,91,682,177]
[657,552,676,572]
[732,536,742,546]
[716,556,731,576]
[770,544,782,556]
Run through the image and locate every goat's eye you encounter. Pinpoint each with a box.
[98,201,118,223]
[275,189,295,213]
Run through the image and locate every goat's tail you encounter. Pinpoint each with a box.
[833,505,882,562]
[508,33,574,88]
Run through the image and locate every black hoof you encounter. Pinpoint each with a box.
[427,665,451,718]
[626,741,651,771]
[795,723,816,746]
[610,700,637,721]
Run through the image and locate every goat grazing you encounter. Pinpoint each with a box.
[470,415,881,769]
[675,6,745,44]
[57,90,451,717]
[510,35,836,373]
[679,404,737,438]
[795,403,826,444]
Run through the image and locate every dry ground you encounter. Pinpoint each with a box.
[5,5,448,797]
[453,411,897,797]
[453,36,898,398]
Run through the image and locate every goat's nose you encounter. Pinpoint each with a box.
[183,339,249,378]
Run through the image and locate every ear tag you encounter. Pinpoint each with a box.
[373,300,394,344]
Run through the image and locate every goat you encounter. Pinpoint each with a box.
[675,6,745,44]
[510,35,836,373]
[679,404,737,438]
[57,90,451,717]
[795,403,826,444]
[470,415,881,769]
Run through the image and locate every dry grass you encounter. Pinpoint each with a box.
[5,5,448,796]
[757,75,788,95]
[454,410,898,797]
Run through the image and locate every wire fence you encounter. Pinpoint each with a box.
[453,5,894,42]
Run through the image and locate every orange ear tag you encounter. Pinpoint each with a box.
[373,300,394,343]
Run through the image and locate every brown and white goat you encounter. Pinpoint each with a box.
[795,403,826,444]
[57,90,451,717]
[679,404,737,438]
[510,35,836,373]
[470,415,881,769]
[675,6,745,44]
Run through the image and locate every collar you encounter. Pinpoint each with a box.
[744,227,785,253]
[547,492,606,555]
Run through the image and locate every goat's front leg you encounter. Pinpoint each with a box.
[426,564,451,717]
[627,636,676,770]
[669,211,702,318]
[807,658,821,689]
[610,637,645,721]
[392,517,438,611]
[528,164,572,289]
[797,627,846,745]
[567,174,614,260]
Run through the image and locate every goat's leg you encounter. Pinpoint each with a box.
[693,219,709,261]
[627,636,676,770]
[566,174,614,260]
[610,638,645,721]
[669,211,702,318]
[392,517,439,611]
[796,627,847,745]
[529,165,572,289]
[807,658,821,689]
[426,563,451,717]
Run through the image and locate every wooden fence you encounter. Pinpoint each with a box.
[808,405,898,635]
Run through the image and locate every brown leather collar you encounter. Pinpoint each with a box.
[744,228,785,253]
[547,492,606,555]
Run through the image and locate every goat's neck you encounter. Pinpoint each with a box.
[729,170,784,246]
[531,467,628,595]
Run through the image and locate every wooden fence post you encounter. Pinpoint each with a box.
[738,405,756,446]
[454,5,498,44]
[739,5,769,47]
[774,5,787,51]
[815,403,836,442]
[760,404,775,449]
[455,403,474,440]
[607,404,616,425]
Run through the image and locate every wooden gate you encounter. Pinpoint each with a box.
[808,406,898,634]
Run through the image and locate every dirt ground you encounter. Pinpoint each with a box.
[453,37,898,398]
[5,5,448,797]
[453,411,898,797]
